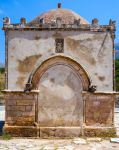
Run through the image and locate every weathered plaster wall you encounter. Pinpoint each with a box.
[7,30,113,91]
[38,64,83,127]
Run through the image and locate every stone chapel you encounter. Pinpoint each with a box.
[3,3,116,137]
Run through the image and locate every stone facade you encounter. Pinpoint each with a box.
[2,4,117,137]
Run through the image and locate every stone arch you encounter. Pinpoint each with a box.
[27,55,91,91]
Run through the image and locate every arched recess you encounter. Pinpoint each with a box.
[27,55,91,91]
[26,55,91,127]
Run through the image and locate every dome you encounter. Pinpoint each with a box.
[29,4,89,25]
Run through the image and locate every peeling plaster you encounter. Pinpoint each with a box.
[17,54,42,73]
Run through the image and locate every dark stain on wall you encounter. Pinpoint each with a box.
[98,76,105,81]
[80,52,96,65]
[35,43,40,48]
[35,35,41,40]
[66,38,79,50]
[66,38,96,65]
[51,53,55,56]
[12,46,16,51]
[50,78,55,83]
[78,38,92,43]
[17,54,42,73]
[93,34,104,41]
[48,49,52,52]
[52,32,62,38]
[104,84,109,87]
[105,65,108,68]
[66,38,93,53]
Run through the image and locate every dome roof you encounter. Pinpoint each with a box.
[29,4,89,25]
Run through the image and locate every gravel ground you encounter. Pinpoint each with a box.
[0,138,119,150]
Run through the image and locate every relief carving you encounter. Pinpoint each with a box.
[55,39,64,53]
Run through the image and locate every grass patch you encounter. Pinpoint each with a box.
[2,132,12,140]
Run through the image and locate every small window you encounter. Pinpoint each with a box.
[55,39,64,53]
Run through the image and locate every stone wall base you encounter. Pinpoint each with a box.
[3,125,116,137]
[3,125,38,137]
[40,127,82,138]
[84,126,116,137]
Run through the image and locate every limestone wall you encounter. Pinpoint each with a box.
[83,92,115,127]
[5,91,38,126]
[7,30,113,91]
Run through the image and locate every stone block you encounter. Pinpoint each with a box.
[6,99,16,105]
[16,111,23,117]
[93,101,100,106]
[6,106,12,111]
[17,100,34,106]
[93,112,100,120]
[40,127,82,138]
[5,94,23,100]
[6,111,17,117]
[22,94,35,100]
[85,94,114,126]
[96,96,110,101]
[25,106,32,111]
[16,106,25,111]
[84,127,116,137]
[15,116,35,126]
[22,112,35,117]
[4,125,38,137]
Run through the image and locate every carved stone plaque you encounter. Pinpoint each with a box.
[55,39,64,53]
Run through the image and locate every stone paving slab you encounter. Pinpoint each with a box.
[0,138,119,150]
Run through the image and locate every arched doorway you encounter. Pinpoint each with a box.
[30,56,90,128]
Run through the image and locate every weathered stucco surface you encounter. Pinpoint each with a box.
[7,30,113,91]
[38,64,83,127]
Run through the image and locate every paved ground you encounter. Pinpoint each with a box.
[114,108,119,136]
[0,138,119,150]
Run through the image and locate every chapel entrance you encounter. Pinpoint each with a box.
[31,56,90,128]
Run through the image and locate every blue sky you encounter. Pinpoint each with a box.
[0,0,119,63]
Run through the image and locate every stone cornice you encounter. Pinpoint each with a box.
[2,24,115,33]
[82,91,118,95]
[2,89,39,93]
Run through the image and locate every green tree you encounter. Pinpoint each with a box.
[115,60,119,91]
[0,68,5,95]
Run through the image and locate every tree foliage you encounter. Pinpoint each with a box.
[0,68,5,95]
[115,60,119,91]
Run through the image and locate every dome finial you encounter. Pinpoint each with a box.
[58,3,61,8]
